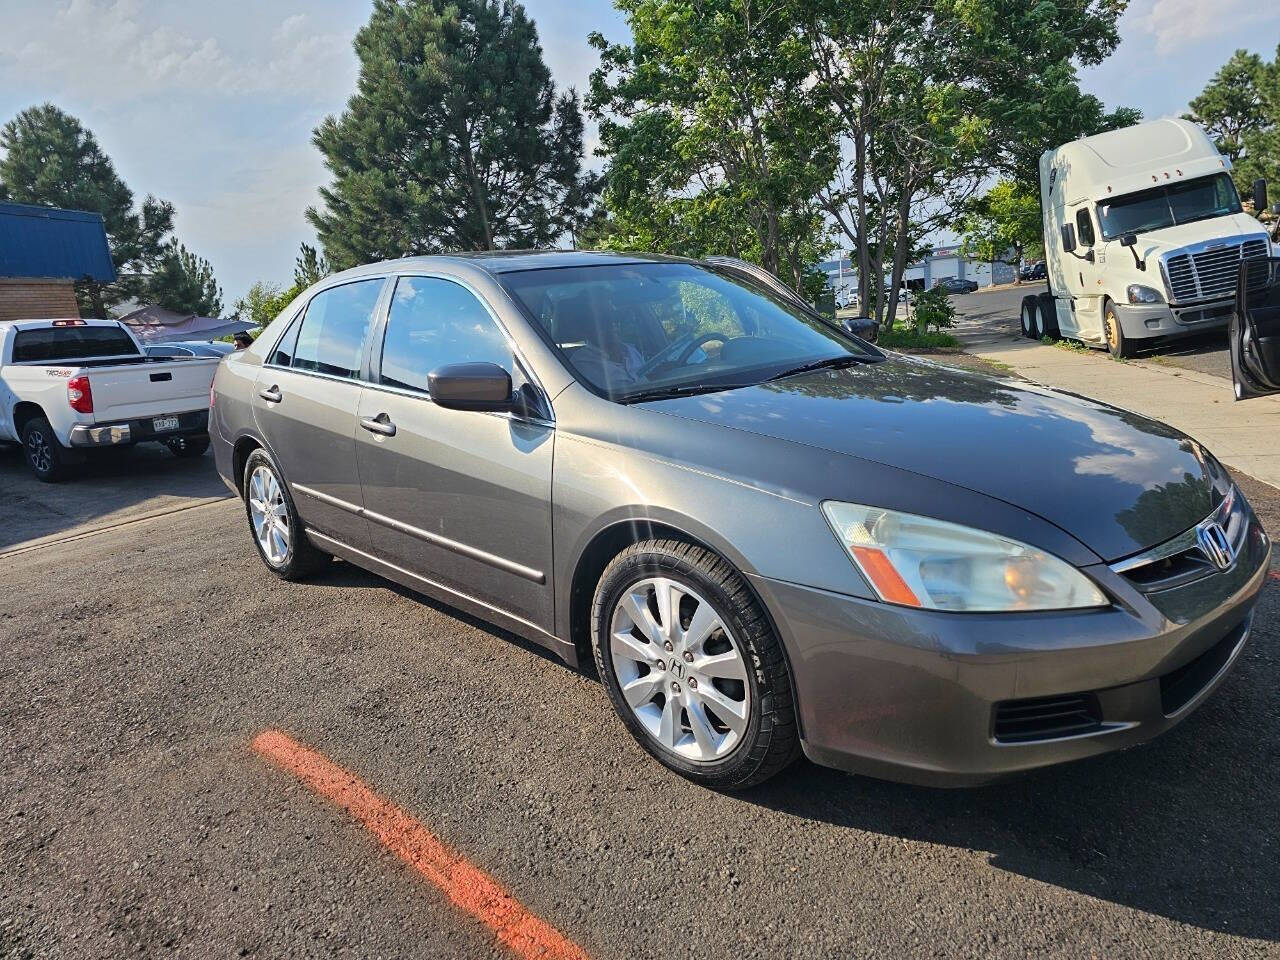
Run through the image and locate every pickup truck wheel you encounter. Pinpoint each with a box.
[22,417,68,483]
[242,449,330,580]
[592,539,800,790]
[166,435,210,458]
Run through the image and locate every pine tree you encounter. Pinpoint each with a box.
[144,241,223,317]
[0,103,174,316]
[307,0,591,268]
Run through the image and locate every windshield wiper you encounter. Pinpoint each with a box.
[766,353,883,383]
[617,381,755,404]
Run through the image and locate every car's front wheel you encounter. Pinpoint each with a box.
[592,539,799,790]
[242,449,330,580]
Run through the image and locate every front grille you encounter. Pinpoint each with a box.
[1114,486,1247,593]
[993,693,1103,743]
[1164,238,1268,303]
[1159,617,1248,715]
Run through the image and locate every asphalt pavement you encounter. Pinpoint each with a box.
[2,447,1279,958]
[951,284,1233,380]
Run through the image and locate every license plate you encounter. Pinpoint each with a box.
[152,416,180,432]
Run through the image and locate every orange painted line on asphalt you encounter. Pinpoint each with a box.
[252,730,591,960]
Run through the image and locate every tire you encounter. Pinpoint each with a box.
[592,539,800,790]
[166,434,211,458]
[1037,292,1059,340]
[1019,295,1041,339]
[242,448,330,580]
[21,417,68,482]
[1103,300,1135,358]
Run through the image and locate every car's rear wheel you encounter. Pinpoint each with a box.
[21,417,68,482]
[242,449,330,580]
[592,539,799,790]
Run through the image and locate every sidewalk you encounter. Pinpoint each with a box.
[955,322,1280,490]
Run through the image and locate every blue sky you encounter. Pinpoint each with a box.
[1,0,1277,309]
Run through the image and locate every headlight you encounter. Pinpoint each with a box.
[821,501,1109,612]
[1126,284,1163,304]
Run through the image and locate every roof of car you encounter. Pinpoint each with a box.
[324,249,694,285]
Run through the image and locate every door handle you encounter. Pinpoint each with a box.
[359,414,397,437]
[259,385,282,403]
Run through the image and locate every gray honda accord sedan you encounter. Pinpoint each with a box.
[211,251,1269,789]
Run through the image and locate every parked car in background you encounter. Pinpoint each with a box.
[1020,262,1047,281]
[144,340,236,358]
[0,318,218,480]
[933,276,979,294]
[212,251,1268,790]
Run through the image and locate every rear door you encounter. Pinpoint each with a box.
[353,274,555,632]
[1231,256,1280,400]
[252,276,387,547]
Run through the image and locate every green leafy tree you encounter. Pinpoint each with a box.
[1233,45,1280,202]
[143,241,223,316]
[959,180,1043,281]
[232,280,290,331]
[0,103,175,316]
[799,0,1134,326]
[586,0,839,292]
[1183,50,1267,167]
[910,286,956,334]
[308,0,591,268]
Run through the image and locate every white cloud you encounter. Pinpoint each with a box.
[1128,0,1279,54]
[2,0,353,106]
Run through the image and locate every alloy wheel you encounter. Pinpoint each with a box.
[26,430,52,474]
[247,465,290,566]
[609,576,751,763]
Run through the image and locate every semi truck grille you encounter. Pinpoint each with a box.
[1164,238,1268,303]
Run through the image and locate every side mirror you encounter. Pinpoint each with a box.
[1120,233,1146,271]
[840,316,878,342]
[1253,178,1268,212]
[1060,223,1077,254]
[427,362,513,412]
[1120,233,1137,248]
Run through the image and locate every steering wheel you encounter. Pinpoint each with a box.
[638,331,730,378]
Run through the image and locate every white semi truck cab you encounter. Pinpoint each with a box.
[1031,118,1272,357]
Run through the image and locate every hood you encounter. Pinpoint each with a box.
[644,356,1225,561]
[1120,214,1268,256]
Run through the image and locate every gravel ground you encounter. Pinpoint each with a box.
[2,467,1278,959]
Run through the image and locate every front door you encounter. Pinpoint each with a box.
[354,275,555,632]
[1232,256,1280,400]
[252,277,386,547]
[1069,204,1104,340]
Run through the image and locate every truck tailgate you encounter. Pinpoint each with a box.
[89,358,219,422]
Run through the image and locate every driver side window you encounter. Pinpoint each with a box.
[1076,208,1096,247]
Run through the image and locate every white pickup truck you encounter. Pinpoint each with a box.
[0,318,220,481]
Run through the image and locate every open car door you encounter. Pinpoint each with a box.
[1231,256,1280,400]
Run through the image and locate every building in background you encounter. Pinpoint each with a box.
[819,245,1017,306]
[0,202,115,322]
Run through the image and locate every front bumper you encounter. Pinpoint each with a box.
[1112,297,1233,341]
[68,410,208,448]
[752,507,1270,786]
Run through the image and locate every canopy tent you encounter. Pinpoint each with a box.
[117,304,254,344]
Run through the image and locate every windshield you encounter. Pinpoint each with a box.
[1096,173,1241,240]
[500,262,875,402]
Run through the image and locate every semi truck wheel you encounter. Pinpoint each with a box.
[1103,301,1135,359]
[1019,296,1041,339]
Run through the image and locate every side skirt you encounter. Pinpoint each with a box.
[306,528,579,668]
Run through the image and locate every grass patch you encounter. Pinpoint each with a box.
[877,327,960,350]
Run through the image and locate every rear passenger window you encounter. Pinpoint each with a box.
[291,279,383,378]
[379,276,514,394]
